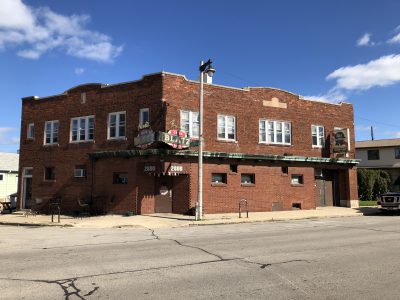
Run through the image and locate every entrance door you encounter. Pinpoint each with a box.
[22,168,33,209]
[315,179,333,207]
[154,176,173,213]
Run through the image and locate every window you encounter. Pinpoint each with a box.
[71,116,94,142]
[74,166,87,178]
[27,123,34,139]
[395,148,400,159]
[108,112,126,139]
[291,174,304,185]
[212,173,227,184]
[367,149,380,160]
[44,167,55,181]
[180,110,199,138]
[311,125,325,147]
[217,115,236,141]
[259,120,291,145]
[80,93,86,104]
[44,120,59,144]
[241,173,255,184]
[139,108,150,126]
[113,172,128,184]
[0,174,4,181]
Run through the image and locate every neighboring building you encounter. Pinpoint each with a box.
[0,152,19,209]
[356,139,400,191]
[17,72,359,215]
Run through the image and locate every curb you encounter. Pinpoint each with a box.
[0,213,364,229]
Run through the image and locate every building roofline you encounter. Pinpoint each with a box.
[22,70,351,107]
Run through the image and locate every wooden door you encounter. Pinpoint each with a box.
[154,176,173,213]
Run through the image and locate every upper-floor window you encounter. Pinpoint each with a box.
[311,125,325,147]
[27,123,34,139]
[44,120,59,145]
[71,116,94,142]
[367,149,380,160]
[180,110,199,138]
[259,120,291,145]
[217,115,236,141]
[139,108,150,126]
[395,148,400,159]
[108,112,126,139]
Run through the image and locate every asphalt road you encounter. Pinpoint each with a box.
[2,215,400,299]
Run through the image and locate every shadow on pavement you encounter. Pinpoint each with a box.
[355,207,400,216]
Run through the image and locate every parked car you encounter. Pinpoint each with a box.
[378,192,400,211]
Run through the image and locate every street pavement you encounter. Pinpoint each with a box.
[1,214,400,299]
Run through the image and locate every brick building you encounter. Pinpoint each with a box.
[17,72,359,215]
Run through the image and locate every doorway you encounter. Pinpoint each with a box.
[154,176,173,213]
[22,168,33,209]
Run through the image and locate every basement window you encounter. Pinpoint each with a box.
[212,173,227,184]
[241,174,255,184]
[291,174,304,185]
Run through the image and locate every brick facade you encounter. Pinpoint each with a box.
[17,72,359,215]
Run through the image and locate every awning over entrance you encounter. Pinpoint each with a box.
[89,149,360,166]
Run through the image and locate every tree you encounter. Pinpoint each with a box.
[357,169,391,201]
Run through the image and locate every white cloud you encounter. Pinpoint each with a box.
[326,54,400,91]
[301,88,347,103]
[357,33,374,46]
[0,0,123,62]
[74,67,85,75]
[387,25,400,44]
[0,128,19,145]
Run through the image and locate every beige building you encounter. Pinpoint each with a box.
[355,139,400,191]
[0,152,19,209]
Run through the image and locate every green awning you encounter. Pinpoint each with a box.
[89,149,359,166]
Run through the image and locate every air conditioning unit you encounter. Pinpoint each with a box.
[74,169,86,178]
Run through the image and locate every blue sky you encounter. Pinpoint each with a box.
[1,0,400,152]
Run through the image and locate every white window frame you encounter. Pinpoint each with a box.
[217,115,236,141]
[27,123,34,139]
[108,111,126,140]
[70,116,95,143]
[180,110,199,138]
[259,119,291,145]
[44,120,59,145]
[311,125,325,148]
[139,108,150,126]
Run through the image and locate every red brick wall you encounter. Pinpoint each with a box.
[18,75,163,213]
[163,74,355,159]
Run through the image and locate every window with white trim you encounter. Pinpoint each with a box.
[180,110,199,138]
[311,125,325,147]
[217,115,236,141]
[139,108,150,126]
[259,120,291,145]
[27,123,34,139]
[108,112,126,139]
[44,120,59,144]
[70,116,94,142]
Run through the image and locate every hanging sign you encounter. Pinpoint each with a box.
[158,130,190,149]
[134,125,155,148]
[333,128,349,153]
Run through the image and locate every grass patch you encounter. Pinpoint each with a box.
[359,200,378,207]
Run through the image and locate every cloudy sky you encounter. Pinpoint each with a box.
[1,0,400,152]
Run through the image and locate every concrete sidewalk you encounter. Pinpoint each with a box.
[0,207,374,229]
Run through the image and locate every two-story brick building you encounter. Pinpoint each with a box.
[17,72,359,215]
